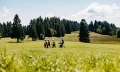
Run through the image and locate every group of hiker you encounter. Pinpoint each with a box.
[44,38,65,48]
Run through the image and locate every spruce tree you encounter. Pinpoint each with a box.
[0,23,3,38]
[44,17,52,37]
[79,19,90,43]
[6,22,12,37]
[36,17,45,40]
[89,21,94,32]
[3,23,7,37]
[110,24,117,36]
[102,21,111,35]
[117,29,120,38]
[65,20,71,34]
[56,25,61,37]
[11,14,25,42]
[29,19,38,41]
[94,20,98,32]
[60,21,66,37]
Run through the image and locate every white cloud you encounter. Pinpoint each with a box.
[67,2,120,27]
[0,7,14,23]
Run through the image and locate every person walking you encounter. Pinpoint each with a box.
[52,40,56,48]
[48,39,51,48]
[44,40,47,48]
[59,38,65,48]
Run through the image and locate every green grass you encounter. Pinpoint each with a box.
[0,32,120,72]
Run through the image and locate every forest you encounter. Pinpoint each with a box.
[0,14,120,42]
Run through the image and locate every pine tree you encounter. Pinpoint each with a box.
[6,22,12,37]
[102,21,111,35]
[11,14,25,42]
[2,23,7,37]
[63,19,71,34]
[110,24,117,36]
[36,17,45,40]
[89,21,94,32]
[23,26,28,35]
[56,25,61,37]
[60,21,66,37]
[117,29,120,38]
[0,23,3,39]
[29,19,38,41]
[94,20,98,32]
[44,17,52,37]
[79,19,90,43]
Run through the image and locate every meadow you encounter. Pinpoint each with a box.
[0,32,120,72]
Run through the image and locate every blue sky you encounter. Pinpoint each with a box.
[0,0,120,27]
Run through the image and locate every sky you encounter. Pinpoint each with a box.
[0,0,120,27]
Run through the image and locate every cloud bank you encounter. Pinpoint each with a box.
[67,2,120,27]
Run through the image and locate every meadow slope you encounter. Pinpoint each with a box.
[0,32,120,72]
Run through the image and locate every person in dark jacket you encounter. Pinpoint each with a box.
[59,38,65,48]
[44,40,47,48]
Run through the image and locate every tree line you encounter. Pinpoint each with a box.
[89,20,117,36]
[0,14,120,43]
[88,20,120,38]
[79,19,120,43]
[0,14,80,42]
[27,16,80,41]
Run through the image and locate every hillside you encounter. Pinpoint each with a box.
[54,31,120,44]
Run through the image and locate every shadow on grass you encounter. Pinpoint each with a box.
[8,41,24,43]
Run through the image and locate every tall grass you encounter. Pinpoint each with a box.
[0,32,120,72]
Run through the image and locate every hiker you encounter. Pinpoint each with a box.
[46,40,49,48]
[52,40,56,48]
[59,38,65,48]
[44,39,49,48]
[44,40,47,48]
[48,39,51,48]
[45,39,51,48]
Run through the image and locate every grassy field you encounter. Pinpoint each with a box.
[0,32,120,72]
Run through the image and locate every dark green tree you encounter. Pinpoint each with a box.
[2,22,7,37]
[94,20,98,32]
[36,17,45,40]
[60,21,66,37]
[89,21,94,32]
[11,14,25,42]
[117,29,120,38]
[110,24,117,36]
[29,19,38,41]
[44,17,52,37]
[6,22,12,37]
[0,23,3,38]
[102,21,111,35]
[79,19,90,43]
[64,20,71,34]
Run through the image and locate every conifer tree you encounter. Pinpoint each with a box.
[89,21,94,32]
[94,20,98,32]
[117,29,120,38]
[6,22,12,37]
[79,19,90,43]
[29,19,38,41]
[11,14,25,42]
[0,23,3,38]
